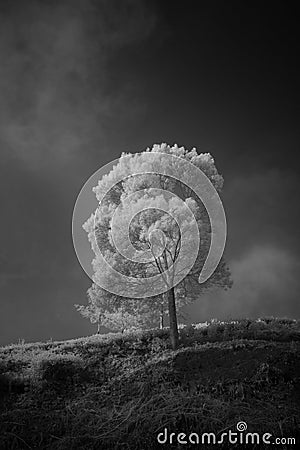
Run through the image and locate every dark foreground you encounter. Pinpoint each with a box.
[0,318,300,449]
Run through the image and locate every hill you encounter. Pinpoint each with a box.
[0,318,300,449]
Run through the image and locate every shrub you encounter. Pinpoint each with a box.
[0,356,26,374]
[207,322,224,340]
[0,372,25,397]
[182,324,196,336]
[276,317,297,326]
[29,352,86,389]
[0,372,11,396]
[223,322,235,340]
[150,337,169,353]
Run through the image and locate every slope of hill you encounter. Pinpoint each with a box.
[0,318,299,449]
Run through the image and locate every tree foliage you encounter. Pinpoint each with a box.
[75,284,165,333]
[77,143,232,347]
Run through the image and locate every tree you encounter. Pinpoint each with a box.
[75,283,164,334]
[83,143,232,349]
[75,284,114,334]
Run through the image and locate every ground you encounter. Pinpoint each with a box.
[0,318,299,449]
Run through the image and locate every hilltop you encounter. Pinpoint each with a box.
[0,318,300,449]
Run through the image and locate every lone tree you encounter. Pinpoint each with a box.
[82,143,232,349]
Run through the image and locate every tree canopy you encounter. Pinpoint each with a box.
[77,143,232,348]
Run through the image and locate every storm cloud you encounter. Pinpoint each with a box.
[0,1,299,344]
[188,245,300,322]
[0,0,157,171]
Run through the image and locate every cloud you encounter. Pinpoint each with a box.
[0,1,159,343]
[223,168,300,258]
[0,0,157,171]
[224,246,300,316]
[189,245,300,320]
[187,168,300,320]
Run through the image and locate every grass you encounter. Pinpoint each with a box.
[0,317,299,449]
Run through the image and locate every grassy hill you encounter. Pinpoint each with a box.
[0,318,300,449]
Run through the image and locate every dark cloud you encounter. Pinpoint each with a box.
[188,245,300,321]
[188,168,300,320]
[0,1,299,345]
[0,0,157,172]
[223,168,300,259]
[0,0,159,345]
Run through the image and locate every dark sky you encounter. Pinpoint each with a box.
[0,0,299,345]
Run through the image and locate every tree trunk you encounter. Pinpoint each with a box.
[159,303,164,329]
[167,287,179,349]
[159,312,164,329]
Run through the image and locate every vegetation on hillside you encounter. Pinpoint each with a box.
[0,317,299,449]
